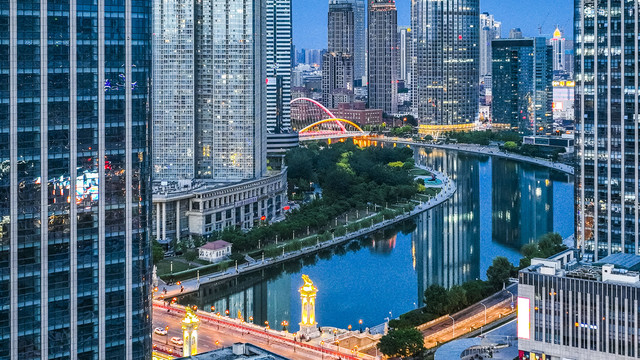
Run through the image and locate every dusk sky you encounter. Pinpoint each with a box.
[292,0,574,50]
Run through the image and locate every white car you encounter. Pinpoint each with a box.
[154,327,167,336]
[170,337,183,346]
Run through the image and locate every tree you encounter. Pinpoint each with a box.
[486,257,516,290]
[184,249,198,262]
[377,328,425,358]
[537,232,565,258]
[152,240,165,265]
[445,285,468,314]
[423,284,448,316]
[504,141,518,151]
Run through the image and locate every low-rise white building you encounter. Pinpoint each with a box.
[198,240,232,263]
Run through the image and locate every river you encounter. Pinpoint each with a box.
[178,148,574,332]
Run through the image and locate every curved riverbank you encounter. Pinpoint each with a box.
[378,137,575,175]
[154,165,457,300]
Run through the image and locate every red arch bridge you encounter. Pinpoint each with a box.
[290,98,369,141]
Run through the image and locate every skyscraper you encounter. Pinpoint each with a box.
[492,38,553,134]
[509,28,524,39]
[265,0,298,154]
[397,26,412,85]
[266,0,292,133]
[412,0,480,126]
[350,0,366,82]
[322,53,354,108]
[1,0,153,358]
[194,0,266,181]
[323,0,355,108]
[153,0,195,180]
[576,0,640,260]
[479,13,501,84]
[368,0,398,114]
[550,27,566,73]
[327,0,355,54]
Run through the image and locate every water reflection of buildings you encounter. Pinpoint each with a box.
[414,148,481,301]
[371,233,397,254]
[179,272,291,331]
[492,158,553,250]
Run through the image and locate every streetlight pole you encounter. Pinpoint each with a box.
[505,289,514,306]
[447,315,455,338]
[480,302,487,327]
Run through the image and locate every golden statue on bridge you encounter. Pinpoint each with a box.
[182,306,200,356]
[299,274,321,338]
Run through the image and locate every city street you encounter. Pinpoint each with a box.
[420,284,517,348]
[152,304,367,360]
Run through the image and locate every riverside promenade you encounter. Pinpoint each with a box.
[378,136,575,175]
[155,165,457,300]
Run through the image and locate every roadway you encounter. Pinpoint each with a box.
[152,305,364,360]
[420,283,518,348]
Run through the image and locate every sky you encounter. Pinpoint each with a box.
[292,0,574,50]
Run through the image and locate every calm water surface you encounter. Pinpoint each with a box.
[179,149,574,331]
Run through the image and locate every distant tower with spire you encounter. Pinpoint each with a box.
[551,26,566,72]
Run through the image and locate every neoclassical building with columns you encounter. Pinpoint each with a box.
[152,168,288,243]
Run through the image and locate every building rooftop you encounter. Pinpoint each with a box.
[176,343,289,360]
[596,253,640,271]
[199,240,231,251]
[523,250,640,287]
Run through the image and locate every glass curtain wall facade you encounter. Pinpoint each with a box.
[195,0,267,182]
[368,0,398,114]
[0,0,153,358]
[412,0,479,125]
[575,0,640,260]
[152,0,195,180]
[492,38,553,134]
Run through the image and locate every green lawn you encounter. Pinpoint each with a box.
[156,259,199,277]
[410,168,431,176]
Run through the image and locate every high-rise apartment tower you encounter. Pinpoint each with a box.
[368,0,398,114]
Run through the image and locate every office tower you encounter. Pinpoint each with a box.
[322,53,354,108]
[0,0,153,358]
[296,48,306,65]
[195,0,266,181]
[397,26,411,85]
[479,13,502,84]
[492,38,553,134]
[323,0,355,107]
[368,0,398,114]
[563,41,575,77]
[265,0,295,139]
[551,27,566,73]
[412,0,479,126]
[350,0,366,82]
[509,28,524,39]
[576,0,640,260]
[304,49,323,66]
[519,251,640,359]
[152,0,195,180]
